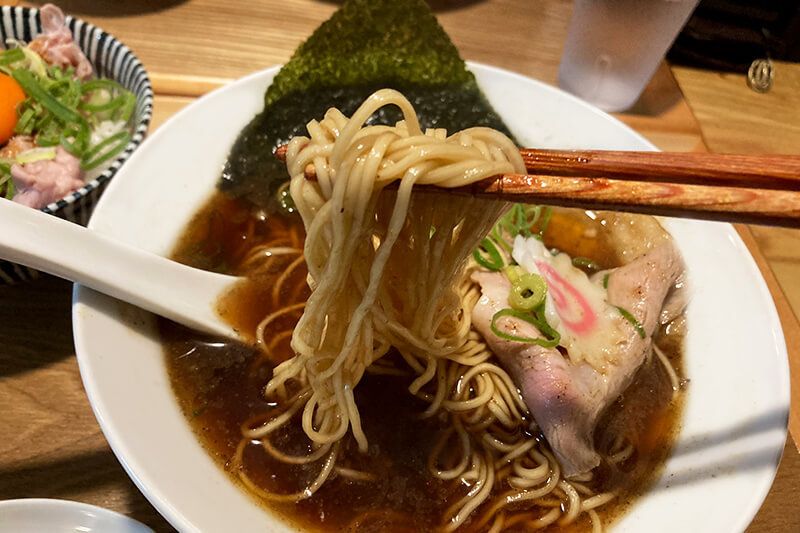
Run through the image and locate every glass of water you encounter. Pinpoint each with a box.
[558,0,700,112]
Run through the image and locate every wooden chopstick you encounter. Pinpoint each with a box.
[456,173,800,227]
[273,146,800,227]
[517,149,800,191]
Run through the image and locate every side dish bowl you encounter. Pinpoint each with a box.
[73,64,789,532]
[0,498,154,533]
[0,5,152,283]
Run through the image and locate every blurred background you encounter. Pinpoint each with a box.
[670,0,800,71]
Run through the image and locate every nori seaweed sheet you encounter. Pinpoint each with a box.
[220,0,511,212]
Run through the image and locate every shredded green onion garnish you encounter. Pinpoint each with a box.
[615,306,646,339]
[503,265,522,284]
[0,164,14,199]
[603,273,610,289]
[0,48,24,67]
[502,203,531,238]
[508,272,547,312]
[81,130,131,170]
[118,92,136,123]
[59,121,91,157]
[12,68,85,124]
[527,205,542,228]
[15,147,56,164]
[490,223,512,253]
[490,307,560,347]
[539,206,552,235]
[473,237,504,271]
[3,48,136,177]
[472,203,557,270]
[572,257,600,270]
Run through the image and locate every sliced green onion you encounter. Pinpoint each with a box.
[117,91,136,122]
[35,116,61,146]
[80,130,130,170]
[80,79,120,93]
[515,203,532,238]
[616,306,646,339]
[80,94,126,113]
[490,223,512,252]
[473,237,504,271]
[572,257,600,270]
[50,79,82,110]
[19,45,48,79]
[503,265,523,284]
[502,203,531,239]
[12,68,85,125]
[603,273,610,289]
[538,206,552,236]
[531,302,562,345]
[80,79,136,122]
[490,308,560,347]
[0,165,15,199]
[16,147,57,164]
[5,46,136,172]
[278,185,296,213]
[525,205,542,228]
[0,48,24,66]
[508,273,547,312]
[14,106,37,135]
[59,121,91,157]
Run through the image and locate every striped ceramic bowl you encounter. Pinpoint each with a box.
[0,5,152,283]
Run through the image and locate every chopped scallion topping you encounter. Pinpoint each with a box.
[490,307,560,347]
[508,272,547,312]
[473,237,504,271]
[12,68,85,124]
[615,306,646,338]
[0,48,24,67]
[0,164,15,199]
[572,257,600,270]
[538,206,552,235]
[4,52,136,176]
[503,265,523,284]
[81,130,131,170]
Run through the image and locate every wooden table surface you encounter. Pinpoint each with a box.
[2,1,800,531]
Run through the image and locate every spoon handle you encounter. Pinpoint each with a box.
[0,199,242,340]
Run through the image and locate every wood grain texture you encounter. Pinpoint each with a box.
[518,149,800,190]
[0,276,173,531]
[471,173,800,227]
[746,438,800,532]
[20,0,570,89]
[748,226,800,316]
[673,62,800,157]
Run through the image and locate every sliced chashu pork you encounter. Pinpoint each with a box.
[472,241,684,477]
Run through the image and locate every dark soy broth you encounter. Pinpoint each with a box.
[161,193,685,532]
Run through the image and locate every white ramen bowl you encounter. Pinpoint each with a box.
[72,63,790,533]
